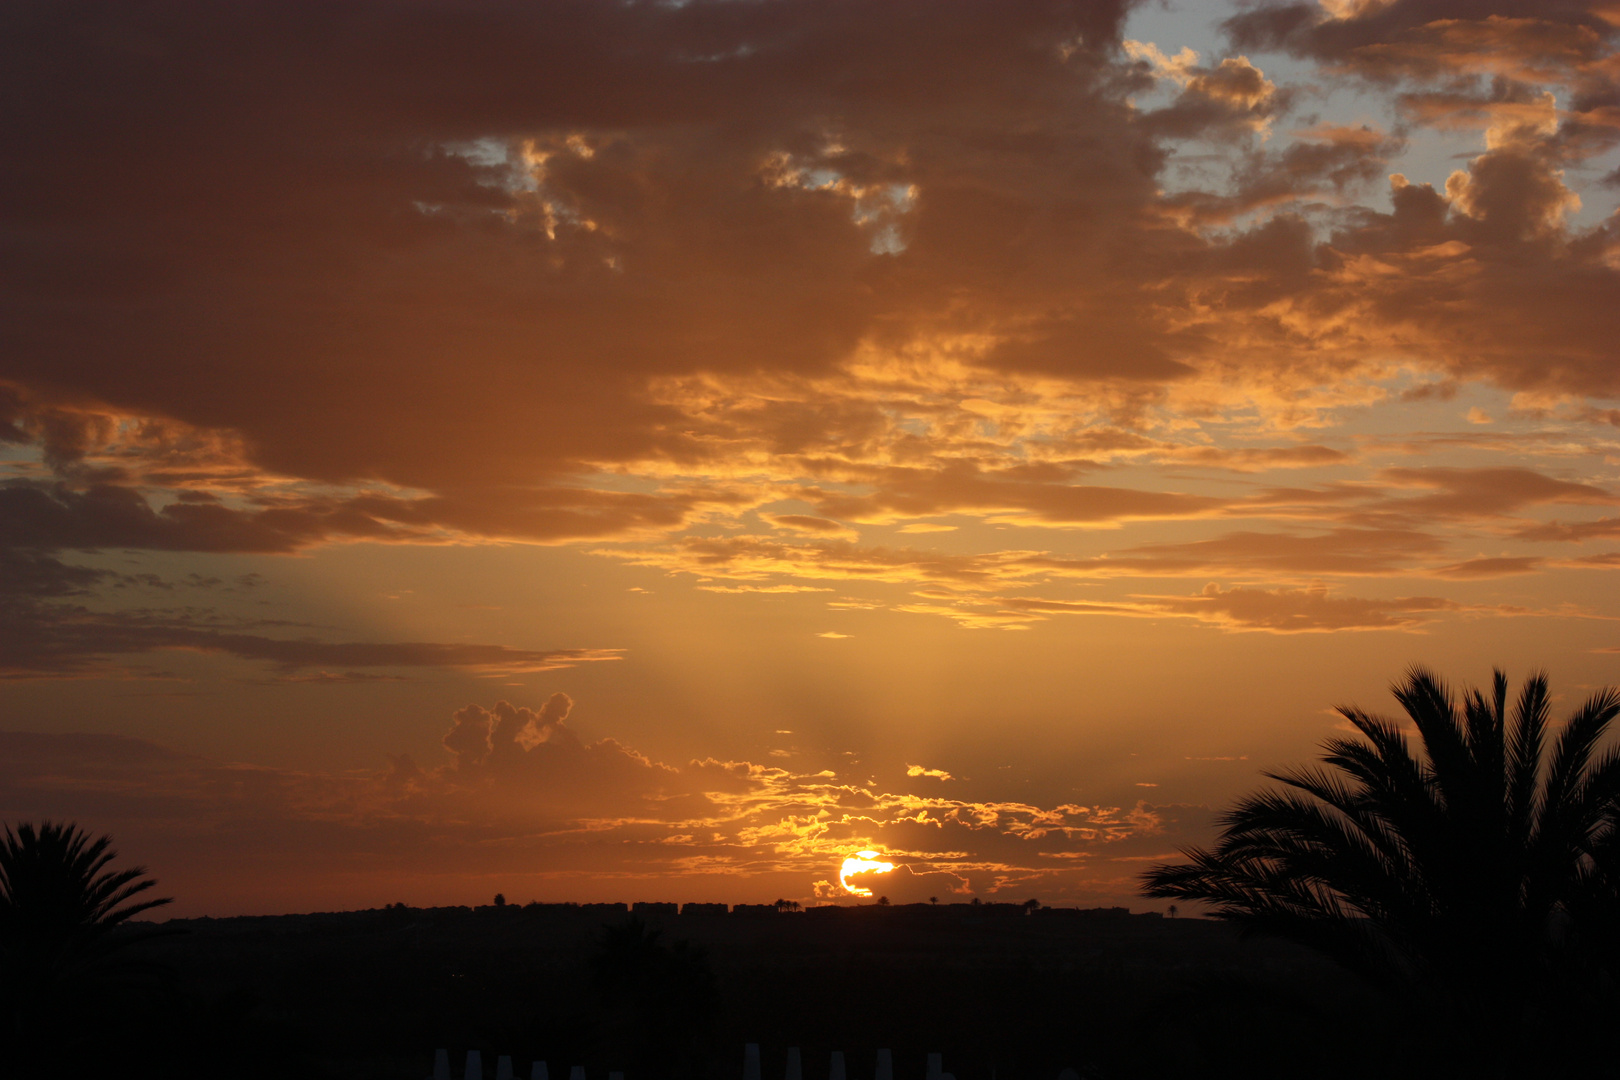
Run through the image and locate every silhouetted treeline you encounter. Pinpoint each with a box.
[16,899,1620,1079]
[5,903,1347,1080]
[381,899,1136,920]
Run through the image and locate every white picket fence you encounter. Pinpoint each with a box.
[430,1044,1082,1080]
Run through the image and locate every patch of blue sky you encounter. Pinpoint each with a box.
[441,136,509,170]
[439,136,540,195]
[869,223,905,255]
[0,440,46,476]
[887,414,934,439]
[1332,378,1556,452]
[854,181,913,217]
[1128,1,1620,227]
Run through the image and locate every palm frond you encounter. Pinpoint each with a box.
[1392,667,1471,810]
[0,820,173,996]
[1541,687,1620,837]
[1506,672,1549,852]
[1462,669,1508,821]
[1140,667,1620,1014]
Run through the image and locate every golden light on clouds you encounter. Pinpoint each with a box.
[5,0,1620,915]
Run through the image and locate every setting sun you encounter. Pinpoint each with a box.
[838,851,896,897]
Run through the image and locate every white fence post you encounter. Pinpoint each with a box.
[745,1044,762,1080]
[829,1050,846,1080]
[875,1049,893,1080]
[466,1051,484,1080]
[433,1049,451,1080]
[786,1047,802,1080]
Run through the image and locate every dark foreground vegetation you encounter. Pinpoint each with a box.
[13,900,1400,1080]
[1146,667,1620,1080]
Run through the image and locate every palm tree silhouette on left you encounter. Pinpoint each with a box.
[0,820,172,1031]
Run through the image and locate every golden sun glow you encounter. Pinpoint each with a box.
[838,850,895,897]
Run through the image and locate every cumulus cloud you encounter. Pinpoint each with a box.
[442,694,579,768]
[1135,50,1290,142]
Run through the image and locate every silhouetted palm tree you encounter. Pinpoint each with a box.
[0,821,172,1025]
[1141,667,1620,1070]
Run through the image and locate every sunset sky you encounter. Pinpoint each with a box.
[5,0,1620,917]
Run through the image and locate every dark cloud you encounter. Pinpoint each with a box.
[0,584,621,680]
[1136,52,1291,143]
[0,549,108,599]
[0,480,423,554]
[0,0,1146,502]
[1428,555,1544,578]
[1161,124,1406,227]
